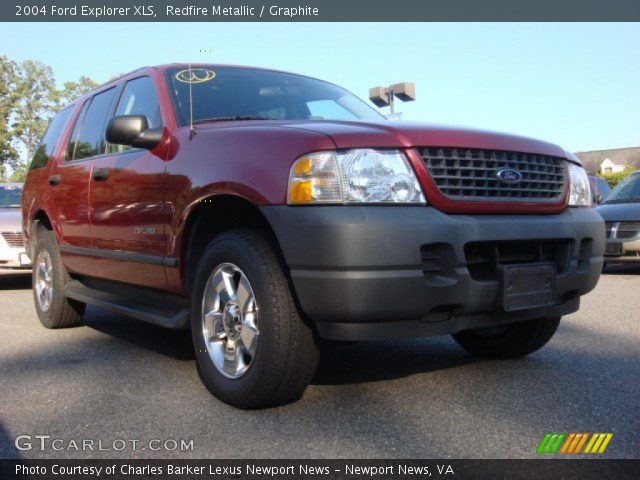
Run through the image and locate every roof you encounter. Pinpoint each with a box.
[575,147,640,173]
[64,63,326,110]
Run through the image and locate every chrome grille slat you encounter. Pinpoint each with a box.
[618,221,640,231]
[419,147,567,202]
[1,232,23,248]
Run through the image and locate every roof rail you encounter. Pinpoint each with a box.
[96,66,149,89]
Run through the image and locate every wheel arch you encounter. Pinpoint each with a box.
[28,209,55,258]
[180,194,288,294]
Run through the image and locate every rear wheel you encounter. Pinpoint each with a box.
[452,317,560,359]
[191,229,319,409]
[32,225,85,328]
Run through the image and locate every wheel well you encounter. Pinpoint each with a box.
[34,210,52,230]
[30,210,53,258]
[182,195,286,293]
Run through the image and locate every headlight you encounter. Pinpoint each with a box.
[567,163,591,207]
[288,149,425,204]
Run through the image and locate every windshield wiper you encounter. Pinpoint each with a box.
[192,115,276,124]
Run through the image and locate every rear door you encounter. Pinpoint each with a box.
[50,88,117,275]
[89,75,168,289]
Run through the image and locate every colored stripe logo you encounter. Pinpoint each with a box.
[537,433,613,454]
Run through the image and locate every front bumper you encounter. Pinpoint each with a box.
[262,206,604,341]
[604,232,640,263]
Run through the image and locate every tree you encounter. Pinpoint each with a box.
[0,56,20,170]
[10,60,58,166]
[8,163,27,182]
[0,56,101,180]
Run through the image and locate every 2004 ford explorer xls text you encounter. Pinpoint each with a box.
[21,64,604,409]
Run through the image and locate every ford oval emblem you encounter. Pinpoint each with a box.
[495,168,523,184]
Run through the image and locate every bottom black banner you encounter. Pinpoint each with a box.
[1,459,639,480]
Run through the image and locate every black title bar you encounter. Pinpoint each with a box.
[3,0,640,22]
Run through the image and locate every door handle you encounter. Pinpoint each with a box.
[48,174,61,186]
[92,167,110,181]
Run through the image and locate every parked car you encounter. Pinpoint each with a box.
[588,174,611,205]
[21,64,603,408]
[597,170,640,263]
[0,183,30,269]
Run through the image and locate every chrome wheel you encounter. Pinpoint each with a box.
[202,263,259,379]
[35,249,53,312]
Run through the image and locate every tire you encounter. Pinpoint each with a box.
[452,317,561,359]
[191,229,319,409]
[32,225,85,328]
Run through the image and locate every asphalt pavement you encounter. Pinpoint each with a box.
[1,265,638,459]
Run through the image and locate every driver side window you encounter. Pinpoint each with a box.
[107,76,162,154]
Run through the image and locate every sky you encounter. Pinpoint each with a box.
[1,22,639,152]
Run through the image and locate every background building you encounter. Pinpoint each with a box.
[575,147,640,174]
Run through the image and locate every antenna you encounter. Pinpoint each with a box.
[188,37,195,140]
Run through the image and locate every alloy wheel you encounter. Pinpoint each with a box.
[201,263,259,379]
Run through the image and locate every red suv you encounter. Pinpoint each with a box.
[22,64,604,408]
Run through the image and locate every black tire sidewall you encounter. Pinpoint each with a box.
[32,227,68,328]
[191,232,283,406]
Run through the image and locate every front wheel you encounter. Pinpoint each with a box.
[452,317,561,359]
[191,230,319,409]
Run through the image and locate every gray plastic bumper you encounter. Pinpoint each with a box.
[261,206,604,340]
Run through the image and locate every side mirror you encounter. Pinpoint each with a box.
[596,194,604,205]
[105,115,162,150]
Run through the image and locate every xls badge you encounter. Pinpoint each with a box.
[134,227,157,235]
[175,68,216,84]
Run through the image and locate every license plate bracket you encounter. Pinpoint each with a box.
[499,263,556,312]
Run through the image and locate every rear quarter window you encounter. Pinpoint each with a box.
[29,106,73,170]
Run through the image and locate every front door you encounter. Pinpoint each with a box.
[90,75,168,289]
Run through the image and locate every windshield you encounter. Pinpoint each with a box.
[165,66,384,125]
[0,184,23,208]
[603,173,640,204]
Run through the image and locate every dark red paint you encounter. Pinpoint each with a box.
[22,64,578,296]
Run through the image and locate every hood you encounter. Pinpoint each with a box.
[283,120,571,161]
[0,208,22,231]
[596,202,640,222]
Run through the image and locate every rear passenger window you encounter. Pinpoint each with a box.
[107,77,162,154]
[30,106,73,170]
[67,87,117,161]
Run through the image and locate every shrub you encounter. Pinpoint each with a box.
[598,168,635,188]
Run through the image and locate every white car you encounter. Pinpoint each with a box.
[0,183,31,269]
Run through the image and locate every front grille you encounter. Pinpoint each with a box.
[605,222,614,239]
[615,221,640,239]
[1,232,23,248]
[464,239,573,281]
[419,147,566,202]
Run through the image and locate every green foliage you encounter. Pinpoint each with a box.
[11,60,57,164]
[54,76,100,108]
[8,163,27,182]
[0,56,100,180]
[598,168,634,188]
[0,56,20,167]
